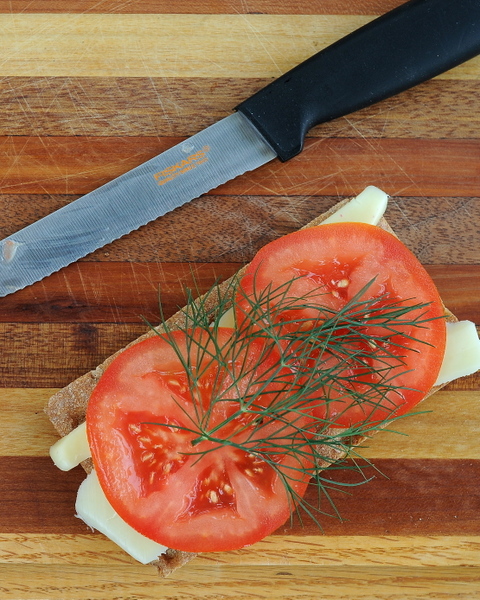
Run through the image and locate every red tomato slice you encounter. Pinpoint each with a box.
[87,328,312,553]
[236,222,446,428]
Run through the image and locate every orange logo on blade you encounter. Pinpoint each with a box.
[153,146,210,186]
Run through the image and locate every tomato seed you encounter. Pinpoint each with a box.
[337,278,350,288]
[207,490,219,504]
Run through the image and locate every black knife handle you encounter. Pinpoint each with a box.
[236,0,480,161]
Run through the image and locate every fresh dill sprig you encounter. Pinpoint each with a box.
[143,272,441,528]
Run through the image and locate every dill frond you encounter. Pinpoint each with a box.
[143,271,443,528]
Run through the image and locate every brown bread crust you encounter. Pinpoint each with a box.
[45,195,455,576]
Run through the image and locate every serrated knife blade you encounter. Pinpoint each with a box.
[0,114,276,296]
[1,0,480,297]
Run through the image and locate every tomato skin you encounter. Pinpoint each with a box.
[87,328,312,553]
[236,222,446,427]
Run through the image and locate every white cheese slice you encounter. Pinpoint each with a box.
[434,320,480,386]
[49,421,91,471]
[321,185,389,225]
[76,469,168,564]
[218,307,235,328]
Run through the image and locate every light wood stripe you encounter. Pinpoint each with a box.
[358,392,480,459]
[0,564,477,599]
[0,0,406,16]
[0,533,478,567]
[3,389,479,459]
[0,388,59,456]
[1,14,479,79]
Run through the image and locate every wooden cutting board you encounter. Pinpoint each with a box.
[0,1,479,598]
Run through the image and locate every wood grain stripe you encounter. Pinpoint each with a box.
[0,196,478,265]
[3,389,479,459]
[1,14,479,79]
[199,535,480,568]
[0,323,421,387]
[0,533,478,567]
[2,78,479,139]
[0,0,407,16]
[223,138,480,198]
[0,322,148,387]
[351,391,480,460]
[0,263,242,324]
[0,318,479,390]
[1,137,479,196]
[0,388,59,456]
[0,264,477,323]
[0,565,478,600]
[1,457,479,535]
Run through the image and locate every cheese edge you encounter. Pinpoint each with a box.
[75,469,168,565]
[435,320,480,386]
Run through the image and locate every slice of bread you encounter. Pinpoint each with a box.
[45,195,455,576]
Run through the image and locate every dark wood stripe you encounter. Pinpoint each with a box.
[0,457,87,534]
[0,263,241,324]
[288,458,480,536]
[1,457,478,536]
[1,78,478,138]
[221,138,480,199]
[427,265,480,325]
[1,322,479,390]
[0,0,406,15]
[1,194,478,265]
[1,137,479,196]
[0,322,148,388]
[0,263,477,325]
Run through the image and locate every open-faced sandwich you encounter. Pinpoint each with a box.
[46,187,480,576]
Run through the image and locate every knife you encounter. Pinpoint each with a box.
[1,0,479,297]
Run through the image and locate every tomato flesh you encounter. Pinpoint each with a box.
[87,328,311,553]
[236,222,446,427]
